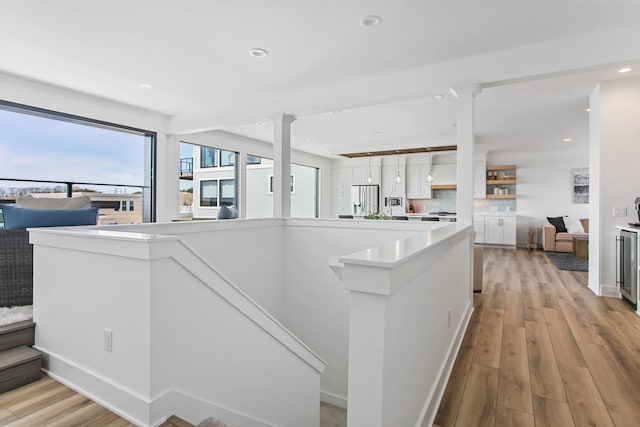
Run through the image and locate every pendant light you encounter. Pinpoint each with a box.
[426,152,434,183]
[394,152,402,184]
[367,155,373,183]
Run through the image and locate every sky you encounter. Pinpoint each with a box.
[0,108,147,193]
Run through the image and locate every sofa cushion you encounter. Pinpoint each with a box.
[547,216,567,233]
[556,232,587,242]
[1,206,98,230]
[16,195,91,210]
[564,216,585,234]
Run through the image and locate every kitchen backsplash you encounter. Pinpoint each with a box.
[407,197,517,214]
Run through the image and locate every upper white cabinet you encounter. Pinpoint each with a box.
[429,164,456,186]
[381,166,405,196]
[474,160,486,198]
[352,166,380,185]
[406,165,431,199]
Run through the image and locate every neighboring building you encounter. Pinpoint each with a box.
[189,146,318,219]
[32,192,143,225]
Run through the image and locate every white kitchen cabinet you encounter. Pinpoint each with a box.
[485,216,516,245]
[331,168,353,215]
[406,165,431,199]
[430,164,456,186]
[473,215,485,244]
[473,160,486,198]
[381,166,405,197]
[352,166,380,185]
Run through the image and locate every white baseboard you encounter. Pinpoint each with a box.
[600,285,621,298]
[320,389,347,409]
[37,347,283,427]
[151,390,273,427]
[416,300,473,427]
[37,348,150,426]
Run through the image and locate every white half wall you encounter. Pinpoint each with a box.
[487,150,590,247]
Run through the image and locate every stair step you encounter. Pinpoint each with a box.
[162,415,196,427]
[0,345,42,394]
[0,320,35,352]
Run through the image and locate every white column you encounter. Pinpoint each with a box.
[272,114,296,218]
[238,151,247,219]
[450,83,481,224]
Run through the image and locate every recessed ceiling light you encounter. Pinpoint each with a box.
[433,95,444,100]
[373,131,382,135]
[256,121,266,126]
[619,67,632,73]
[331,110,342,115]
[563,138,572,142]
[361,15,382,27]
[138,83,153,90]
[249,48,268,58]
[586,108,591,112]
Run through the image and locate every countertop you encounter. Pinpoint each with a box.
[474,211,517,216]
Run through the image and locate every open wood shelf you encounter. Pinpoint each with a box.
[487,179,516,185]
[486,194,516,199]
[486,164,516,171]
[431,184,457,190]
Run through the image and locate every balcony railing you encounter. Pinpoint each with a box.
[180,158,193,178]
[0,177,151,224]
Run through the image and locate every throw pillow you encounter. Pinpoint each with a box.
[564,216,586,234]
[16,195,91,210]
[1,206,98,230]
[546,216,567,233]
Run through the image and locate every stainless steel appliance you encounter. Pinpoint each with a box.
[384,197,404,215]
[617,229,637,303]
[351,185,379,216]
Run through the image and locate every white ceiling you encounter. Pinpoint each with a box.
[2,1,640,158]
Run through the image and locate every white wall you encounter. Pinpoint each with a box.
[487,150,590,247]
[593,76,640,295]
[283,220,447,406]
[0,72,175,221]
[31,225,325,427]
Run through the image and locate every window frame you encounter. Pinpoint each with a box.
[0,100,157,222]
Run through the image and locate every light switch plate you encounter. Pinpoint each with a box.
[613,206,628,217]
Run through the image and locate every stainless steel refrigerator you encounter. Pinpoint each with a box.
[351,185,380,216]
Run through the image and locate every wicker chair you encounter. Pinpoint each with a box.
[0,229,33,306]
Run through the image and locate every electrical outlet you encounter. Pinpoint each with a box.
[448,308,452,328]
[104,329,112,352]
[613,206,628,217]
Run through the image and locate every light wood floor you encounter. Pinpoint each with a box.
[434,248,640,427]
[0,374,191,426]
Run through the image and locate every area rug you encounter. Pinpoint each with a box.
[544,252,588,272]
[198,418,231,427]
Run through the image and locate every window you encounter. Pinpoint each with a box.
[0,101,155,223]
[268,175,295,194]
[200,180,218,206]
[247,155,262,165]
[120,201,127,211]
[128,200,135,211]
[200,147,218,168]
[220,150,237,167]
[220,179,236,206]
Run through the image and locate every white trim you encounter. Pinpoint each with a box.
[416,301,473,427]
[320,389,348,409]
[38,350,151,426]
[600,285,621,298]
